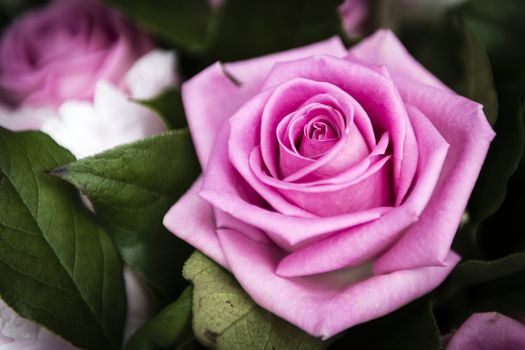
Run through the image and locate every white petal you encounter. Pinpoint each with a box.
[42,80,166,159]
[125,50,178,100]
[0,104,58,132]
[0,299,76,350]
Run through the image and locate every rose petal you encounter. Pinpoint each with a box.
[261,55,412,204]
[184,37,347,168]
[163,178,230,269]
[200,126,388,250]
[251,147,393,216]
[277,103,449,277]
[374,81,495,274]
[446,313,525,350]
[257,78,372,181]
[348,29,450,91]
[225,36,347,90]
[217,227,460,339]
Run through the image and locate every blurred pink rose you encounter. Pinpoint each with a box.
[446,313,525,350]
[338,0,367,37]
[0,0,152,108]
[164,29,495,338]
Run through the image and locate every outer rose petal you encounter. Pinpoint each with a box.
[446,313,525,350]
[163,178,230,269]
[217,227,460,339]
[182,37,347,167]
[348,29,449,91]
[374,81,495,274]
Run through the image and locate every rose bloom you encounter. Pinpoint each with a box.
[0,0,151,108]
[164,29,495,338]
[445,313,525,350]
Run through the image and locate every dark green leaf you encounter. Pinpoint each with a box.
[54,130,200,303]
[183,252,325,350]
[434,253,525,331]
[456,19,498,125]
[439,253,525,297]
[454,80,525,258]
[477,79,525,258]
[459,0,525,79]
[104,0,212,52]
[329,299,442,350]
[0,128,126,350]
[137,88,187,130]
[125,287,199,350]
[206,0,344,61]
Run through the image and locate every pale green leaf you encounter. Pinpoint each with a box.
[183,252,325,350]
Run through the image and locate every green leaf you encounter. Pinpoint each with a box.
[183,252,325,350]
[434,253,525,331]
[104,0,212,52]
[439,253,525,297]
[0,128,126,350]
[206,0,344,61]
[54,130,200,302]
[137,88,187,130]
[459,0,525,79]
[125,287,202,350]
[457,19,498,125]
[454,80,525,258]
[329,299,442,350]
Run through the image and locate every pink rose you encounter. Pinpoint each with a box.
[0,0,152,108]
[164,30,494,338]
[445,313,525,350]
[338,0,367,37]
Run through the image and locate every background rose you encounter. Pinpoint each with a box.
[0,0,152,108]
[164,29,494,338]
[445,312,525,350]
[338,0,367,37]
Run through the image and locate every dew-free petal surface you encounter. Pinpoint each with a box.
[218,228,460,339]
[446,313,525,350]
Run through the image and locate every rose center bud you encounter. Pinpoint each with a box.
[298,115,341,158]
[307,117,339,141]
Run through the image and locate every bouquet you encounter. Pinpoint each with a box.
[0,0,523,349]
